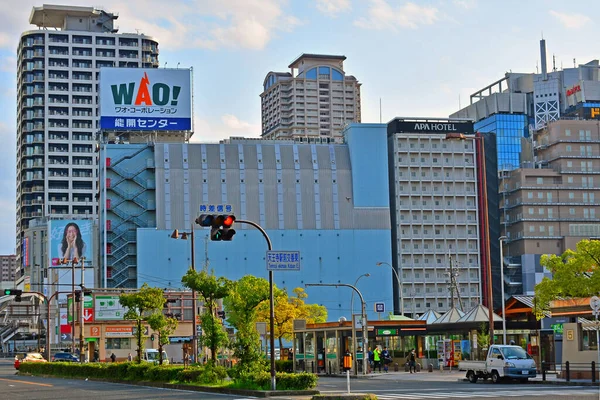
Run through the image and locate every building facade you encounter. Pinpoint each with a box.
[386,118,499,316]
[98,124,393,320]
[16,4,159,269]
[0,255,17,283]
[501,119,600,295]
[260,54,361,144]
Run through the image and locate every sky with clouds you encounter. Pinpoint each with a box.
[0,0,598,254]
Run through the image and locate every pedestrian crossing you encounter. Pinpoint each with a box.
[372,388,600,399]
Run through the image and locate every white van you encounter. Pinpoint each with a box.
[142,348,169,365]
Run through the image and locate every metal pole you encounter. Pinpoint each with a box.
[377,262,403,316]
[305,283,367,375]
[596,311,600,381]
[191,223,198,364]
[71,260,75,353]
[351,314,357,375]
[499,237,507,345]
[80,258,85,362]
[236,219,275,390]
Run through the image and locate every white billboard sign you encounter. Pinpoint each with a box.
[99,68,192,131]
[95,295,128,321]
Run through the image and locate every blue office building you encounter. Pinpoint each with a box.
[474,114,529,171]
[99,124,393,321]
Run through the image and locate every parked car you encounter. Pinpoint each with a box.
[51,352,80,362]
[14,352,47,370]
[141,349,169,364]
[459,344,536,383]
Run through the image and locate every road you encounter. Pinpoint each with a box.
[1,359,599,399]
[317,374,600,400]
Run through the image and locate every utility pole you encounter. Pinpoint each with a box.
[79,257,85,363]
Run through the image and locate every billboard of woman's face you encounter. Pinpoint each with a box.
[49,220,93,267]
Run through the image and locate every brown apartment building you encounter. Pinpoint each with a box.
[500,119,600,295]
[0,255,17,283]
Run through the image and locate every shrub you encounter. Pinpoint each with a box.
[275,360,293,372]
[233,371,317,390]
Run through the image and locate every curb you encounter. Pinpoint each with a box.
[18,373,320,397]
[459,377,600,386]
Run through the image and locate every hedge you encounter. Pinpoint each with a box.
[19,362,315,390]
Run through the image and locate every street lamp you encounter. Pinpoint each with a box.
[376,261,404,316]
[306,283,368,376]
[171,224,198,363]
[499,236,508,345]
[350,273,369,375]
[445,132,494,343]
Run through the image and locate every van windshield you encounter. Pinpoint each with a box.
[502,346,530,360]
[147,352,159,360]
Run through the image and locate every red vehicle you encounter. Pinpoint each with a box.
[14,352,47,370]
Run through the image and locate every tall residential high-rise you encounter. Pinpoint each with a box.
[16,5,159,265]
[0,255,17,283]
[260,54,361,144]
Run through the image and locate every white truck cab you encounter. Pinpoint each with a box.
[459,344,536,383]
[142,348,169,365]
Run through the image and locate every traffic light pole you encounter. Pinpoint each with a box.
[236,219,275,391]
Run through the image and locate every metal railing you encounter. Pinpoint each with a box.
[541,360,600,382]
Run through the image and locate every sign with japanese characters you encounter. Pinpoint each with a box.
[266,251,300,271]
[99,68,192,131]
[199,204,233,214]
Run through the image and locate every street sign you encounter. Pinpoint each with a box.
[83,308,94,322]
[199,204,233,213]
[61,333,72,341]
[266,251,300,271]
[374,302,385,313]
[95,295,128,320]
[83,295,93,308]
[591,296,600,312]
[90,326,100,337]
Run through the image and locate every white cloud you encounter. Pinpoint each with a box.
[0,0,300,51]
[354,0,439,31]
[190,115,260,143]
[316,0,351,17]
[549,10,590,29]
[453,0,477,10]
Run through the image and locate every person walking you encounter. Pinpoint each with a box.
[373,346,382,372]
[127,352,133,362]
[408,349,416,373]
[110,353,116,363]
[367,347,374,372]
[381,346,391,373]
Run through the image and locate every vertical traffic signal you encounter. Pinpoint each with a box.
[195,214,236,241]
[74,290,82,302]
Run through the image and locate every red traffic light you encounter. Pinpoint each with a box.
[223,215,235,227]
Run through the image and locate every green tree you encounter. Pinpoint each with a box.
[147,313,178,365]
[119,283,166,363]
[181,268,231,362]
[224,275,270,373]
[534,239,600,317]
[256,287,327,351]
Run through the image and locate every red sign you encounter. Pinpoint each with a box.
[90,326,100,337]
[60,324,71,334]
[567,84,581,97]
[83,308,94,322]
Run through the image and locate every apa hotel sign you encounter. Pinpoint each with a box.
[388,118,474,135]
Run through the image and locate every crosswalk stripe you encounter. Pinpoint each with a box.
[375,389,600,399]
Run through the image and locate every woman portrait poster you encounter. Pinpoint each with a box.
[49,220,92,266]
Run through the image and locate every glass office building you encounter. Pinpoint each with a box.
[474,114,528,171]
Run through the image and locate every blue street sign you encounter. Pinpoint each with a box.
[199,204,233,213]
[266,251,300,271]
[374,302,385,313]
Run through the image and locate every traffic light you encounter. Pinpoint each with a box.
[195,214,236,241]
[150,334,155,342]
[3,289,22,302]
[74,290,82,302]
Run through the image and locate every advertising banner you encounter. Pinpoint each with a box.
[22,237,29,267]
[99,67,192,131]
[95,295,128,321]
[106,326,133,337]
[48,220,94,268]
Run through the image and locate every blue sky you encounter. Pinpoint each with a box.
[0,0,598,254]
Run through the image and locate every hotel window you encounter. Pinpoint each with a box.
[528,192,533,199]
[529,226,535,233]
[569,208,575,215]
[529,208,534,214]
[538,192,543,199]
[566,145,571,152]
[547,193,552,201]
[569,192,575,199]
[537,177,543,184]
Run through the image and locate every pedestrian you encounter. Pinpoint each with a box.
[408,349,416,373]
[127,352,133,362]
[373,346,382,372]
[110,352,116,363]
[367,347,374,372]
[381,346,391,373]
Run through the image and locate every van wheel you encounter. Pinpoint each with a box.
[491,370,501,383]
[467,370,478,383]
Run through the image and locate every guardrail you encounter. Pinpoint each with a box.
[542,361,600,382]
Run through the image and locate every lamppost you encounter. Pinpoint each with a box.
[376,261,404,316]
[306,283,368,376]
[350,273,369,375]
[445,132,494,343]
[499,236,508,345]
[171,224,198,363]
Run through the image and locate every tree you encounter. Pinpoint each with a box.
[181,268,231,362]
[147,313,178,365]
[119,283,166,363]
[224,275,270,373]
[256,287,327,351]
[534,239,600,317]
